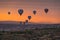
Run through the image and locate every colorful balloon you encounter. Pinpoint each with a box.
[28,16,31,20]
[33,10,36,15]
[44,8,49,14]
[18,9,24,16]
[8,12,10,15]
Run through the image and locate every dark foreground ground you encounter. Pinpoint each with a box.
[0,24,60,40]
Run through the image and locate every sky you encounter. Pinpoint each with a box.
[0,0,60,24]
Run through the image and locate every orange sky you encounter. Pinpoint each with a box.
[0,0,60,24]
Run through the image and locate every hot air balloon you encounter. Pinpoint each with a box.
[8,12,10,15]
[25,20,28,23]
[44,8,49,14]
[28,16,31,20]
[33,10,36,15]
[25,20,29,25]
[18,9,24,16]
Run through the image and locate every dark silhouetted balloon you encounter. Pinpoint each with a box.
[8,12,10,15]
[33,10,36,15]
[18,9,24,16]
[25,20,28,23]
[44,8,49,14]
[28,16,31,20]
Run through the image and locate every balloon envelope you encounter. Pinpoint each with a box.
[8,12,10,15]
[18,9,24,15]
[44,8,48,13]
[33,10,36,15]
[28,16,31,20]
[25,20,28,23]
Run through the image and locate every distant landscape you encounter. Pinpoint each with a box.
[0,21,60,31]
[0,21,60,40]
